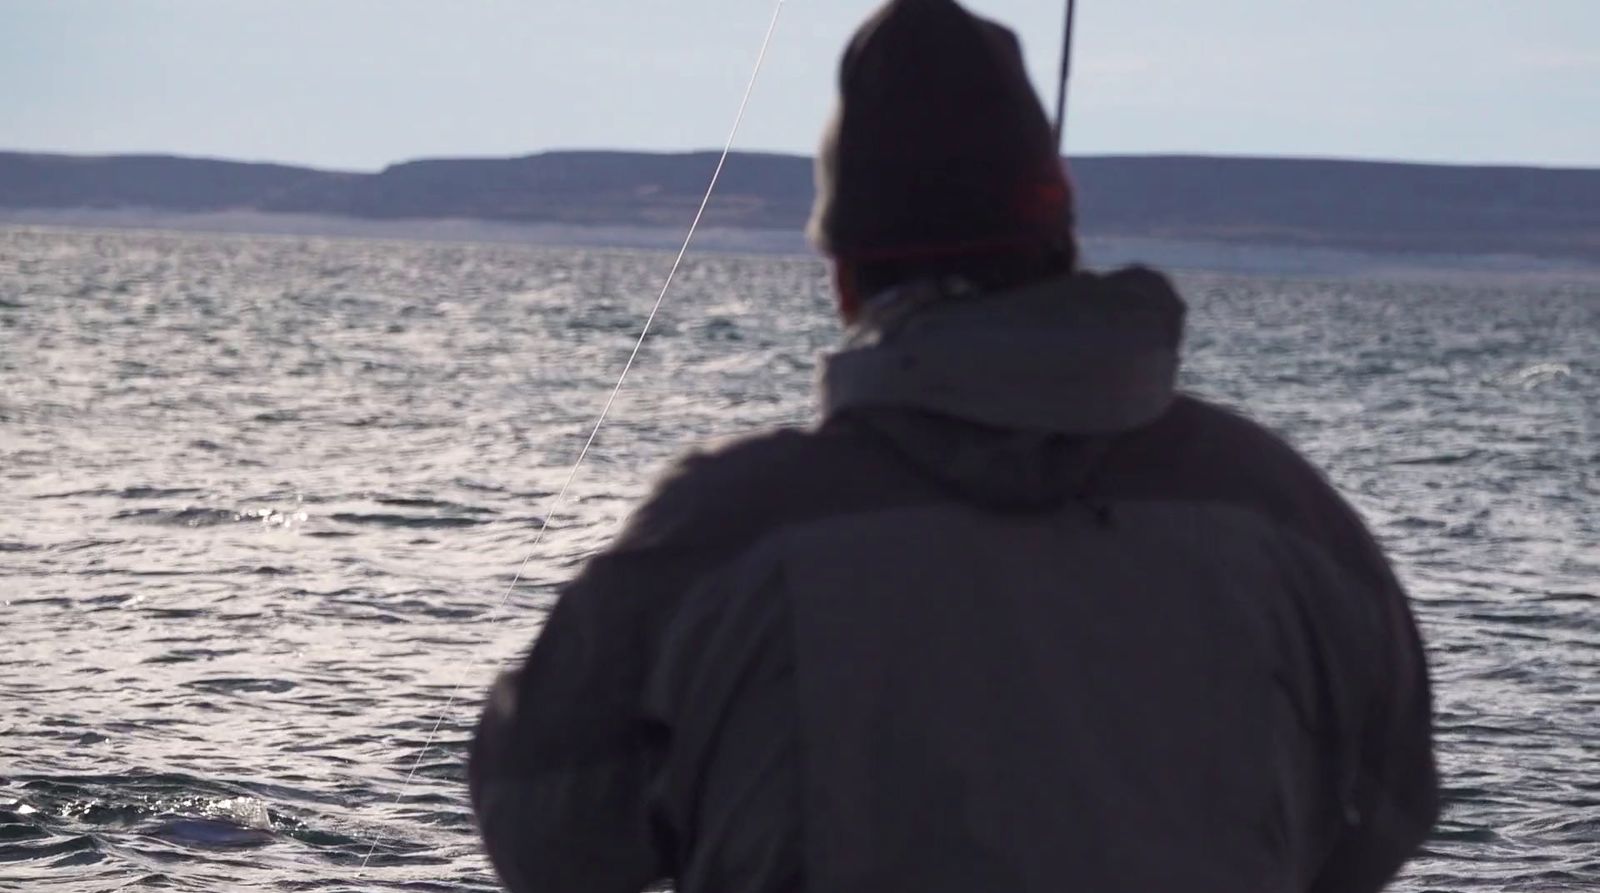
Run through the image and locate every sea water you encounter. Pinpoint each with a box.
[1,226,1595,891]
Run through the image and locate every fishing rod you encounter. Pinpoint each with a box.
[364,0,1061,875]
[1052,0,1078,149]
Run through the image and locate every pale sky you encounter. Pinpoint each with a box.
[3,0,1597,171]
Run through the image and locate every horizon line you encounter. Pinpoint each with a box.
[5,146,1598,177]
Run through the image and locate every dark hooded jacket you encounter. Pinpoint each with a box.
[470,268,1439,893]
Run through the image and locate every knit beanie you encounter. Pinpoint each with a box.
[807,0,1074,261]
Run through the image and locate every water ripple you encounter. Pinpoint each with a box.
[2,227,1596,890]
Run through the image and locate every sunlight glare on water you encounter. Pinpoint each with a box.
[1,226,1596,891]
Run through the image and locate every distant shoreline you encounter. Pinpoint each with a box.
[4,149,1597,269]
[5,208,1598,281]
[0,207,811,255]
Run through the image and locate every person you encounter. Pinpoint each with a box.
[469,1,1440,891]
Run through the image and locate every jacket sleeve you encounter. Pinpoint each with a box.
[468,454,733,893]
[1310,539,1440,893]
[468,550,672,893]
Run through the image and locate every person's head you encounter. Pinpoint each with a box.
[808,0,1078,323]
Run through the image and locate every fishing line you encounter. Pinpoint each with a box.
[357,0,787,872]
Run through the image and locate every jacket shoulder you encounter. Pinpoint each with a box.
[1104,395,1396,592]
[613,420,932,555]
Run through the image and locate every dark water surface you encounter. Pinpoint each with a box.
[1,226,1595,892]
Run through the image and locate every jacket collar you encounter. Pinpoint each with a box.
[820,268,1185,435]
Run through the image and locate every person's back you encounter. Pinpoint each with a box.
[470,3,1438,892]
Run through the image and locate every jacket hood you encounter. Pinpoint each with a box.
[819,267,1185,509]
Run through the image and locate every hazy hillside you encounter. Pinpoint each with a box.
[2,150,1596,261]
[1070,156,1600,259]
[0,153,348,212]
